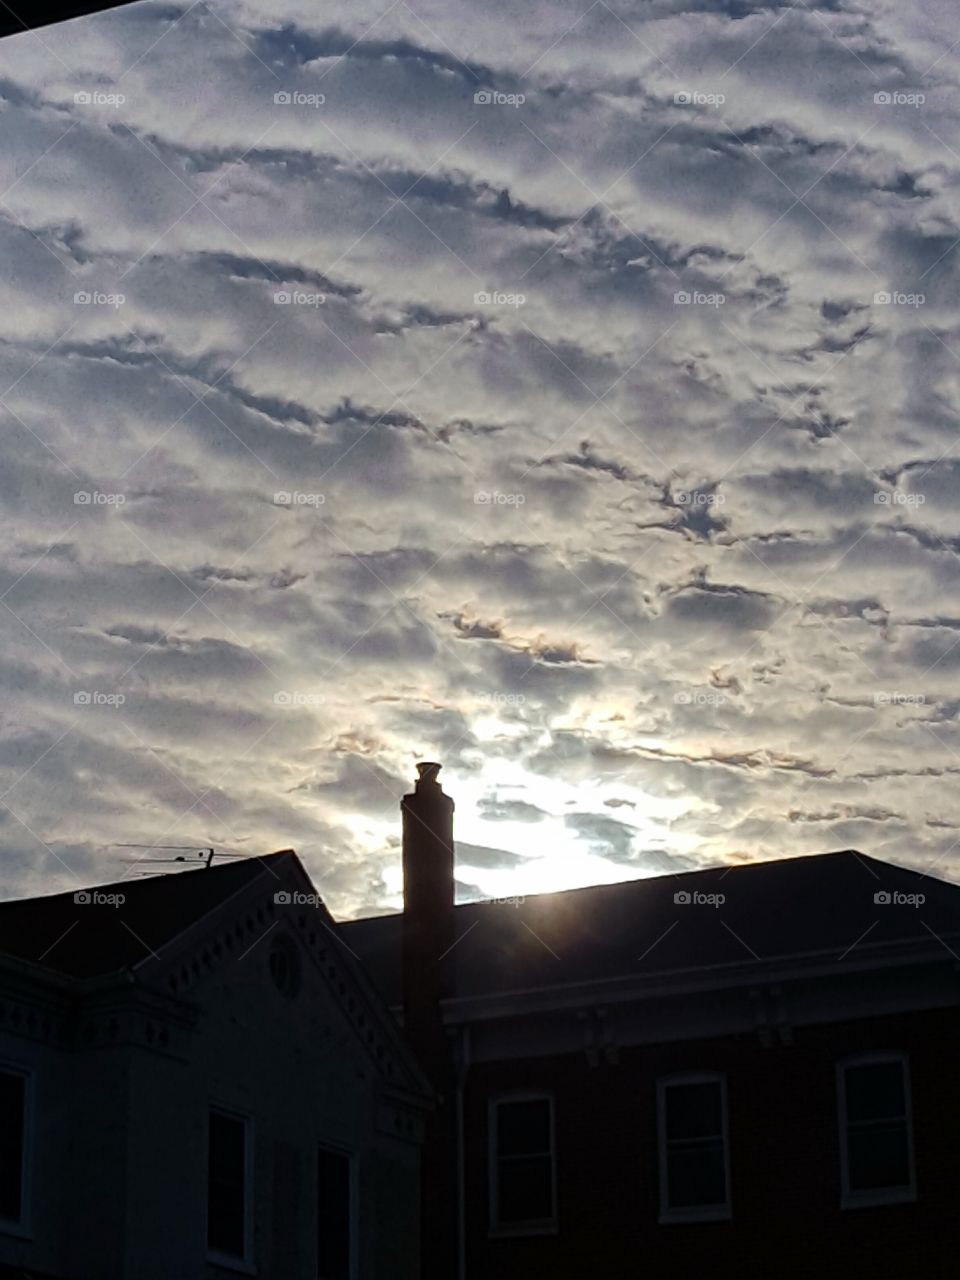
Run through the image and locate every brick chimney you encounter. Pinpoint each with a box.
[401,761,455,1079]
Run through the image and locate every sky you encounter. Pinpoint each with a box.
[1,0,959,916]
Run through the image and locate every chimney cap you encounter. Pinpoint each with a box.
[415,761,442,786]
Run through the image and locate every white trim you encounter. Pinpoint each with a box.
[488,1092,557,1237]
[316,1139,358,1280]
[0,1062,32,1239]
[836,1052,916,1209]
[657,1072,731,1224]
[206,1105,256,1272]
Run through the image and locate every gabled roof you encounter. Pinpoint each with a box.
[0,853,294,978]
[339,850,960,1005]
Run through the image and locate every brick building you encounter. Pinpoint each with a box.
[342,763,960,1279]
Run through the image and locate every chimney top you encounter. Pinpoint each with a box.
[415,761,442,788]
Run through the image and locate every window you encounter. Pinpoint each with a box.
[207,1109,252,1263]
[269,933,302,997]
[317,1146,352,1280]
[489,1095,555,1234]
[0,1069,27,1227]
[838,1055,915,1206]
[657,1074,730,1222]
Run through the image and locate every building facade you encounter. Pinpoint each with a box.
[0,851,431,1280]
[342,764,960,1279]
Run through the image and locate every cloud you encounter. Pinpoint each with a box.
[1,0,960,910]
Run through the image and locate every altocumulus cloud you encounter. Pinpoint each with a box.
[0,0,959,912]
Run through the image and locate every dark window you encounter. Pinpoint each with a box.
[0,1071,25,1223]
[842,1059,912,1197]
[269,933,302,997]
[317,1147,351,1280]
[660,1078,728,1215]
[491,1097,554,1229]
[208,1111,248,1258]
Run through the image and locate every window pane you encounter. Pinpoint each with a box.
[665,1082,722,1142]
[848,1124,910,1191]
[317,1148,351,1280]
[0,1072,24,1223]
[208,1112,246,1257]
[498,1155,553,1223]
[845,1063,905,1124]
[667,1141,726,1209]
[498,1100,550,1157]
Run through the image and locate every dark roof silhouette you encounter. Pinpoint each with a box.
[339,850,960,1004]
[0,3,133,37]
[0,852,295,979]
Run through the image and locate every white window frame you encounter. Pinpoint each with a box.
[0,1063,32,1239]
[316,1139,358,1280]
[488,1092,557,1237]
[837,1052,916,1209]
[206,1106,256,1273]
[657,1072,731,1224]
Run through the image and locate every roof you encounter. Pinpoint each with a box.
[0,853,296,979]
[338,850,960,1004]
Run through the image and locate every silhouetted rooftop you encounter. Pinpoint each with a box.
[0,853,295,979]
[338,850,960,1004]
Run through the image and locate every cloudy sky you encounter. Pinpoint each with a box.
[1,0,959,916]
